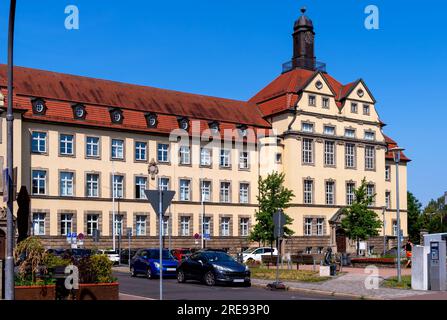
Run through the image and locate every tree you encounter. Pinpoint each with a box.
[419,195,447,234]
[407,192,423,243]
[341,178,382,255]
[249,172,295,249]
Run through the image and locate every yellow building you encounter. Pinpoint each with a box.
[0,10,409,254]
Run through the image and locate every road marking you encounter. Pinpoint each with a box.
[119,292,156,300]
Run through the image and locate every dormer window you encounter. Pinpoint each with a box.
[178,117,189,131]
[209,121,220,134]
[110,109,123,124]
[363,104,370,116]
[302,122,314,133]
[145,113,158,128]
[364,131,375,141]
[72,104,86,120]
[32,98,47,115]
[308,95,316,106]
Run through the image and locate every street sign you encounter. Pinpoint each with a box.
[78,233,85,241]
[66,232,72,244]
[194,233,201,240]
[273,209,286,239]
[126,227,133,237]
[144,190,176,216]
[203,233,211,241]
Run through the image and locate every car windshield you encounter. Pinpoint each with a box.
[243,248,254,253]
[148,250,175,260]
[203,252,235,263]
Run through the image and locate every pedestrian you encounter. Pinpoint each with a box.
[403,240,413,268]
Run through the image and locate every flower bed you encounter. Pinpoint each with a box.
[15,285,56,300]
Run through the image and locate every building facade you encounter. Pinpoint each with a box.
[0,10,409,254]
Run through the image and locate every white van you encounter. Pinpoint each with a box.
[242,247,278,263]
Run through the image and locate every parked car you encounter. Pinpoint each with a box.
[171,248,193,262]
[177,250,251,287]
[63,248,92,262]
[130,249,178,279]
[241,247,278,263]
[98,249,120,265]
[120,248,138,265]
[45,248,65,257]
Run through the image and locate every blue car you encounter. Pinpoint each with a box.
[130,248,179,279]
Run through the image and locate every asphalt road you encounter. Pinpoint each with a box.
[114,271,341,300]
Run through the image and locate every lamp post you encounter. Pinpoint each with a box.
[5,0,17,301]
[390,146,404,283]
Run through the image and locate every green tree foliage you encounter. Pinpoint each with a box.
[249,172,295,247]
[419,195,447,234]
[341,178,382,254]
[407,192,423,243]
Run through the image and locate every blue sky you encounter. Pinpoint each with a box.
[0,0,446,206]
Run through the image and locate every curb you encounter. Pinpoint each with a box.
[251,281,385,300]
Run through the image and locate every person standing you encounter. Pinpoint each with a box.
[404,240,413,268]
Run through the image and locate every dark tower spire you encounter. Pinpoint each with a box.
[292,7,316,70]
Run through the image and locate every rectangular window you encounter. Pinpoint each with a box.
[220,182,231,203]
[317,218,324,236]
[239,151,249,169]
[221,217,230,237]
[363,104,370,115]
[60,172,74,197]
[302,138,313,164]
[203,217,211,236]
[201,180,211,202]
[308,95,316,106]
[32,170,46,195]
[179,179,191,201]
[392,221,398,236]
[200,148,212,166]
[86,136,100,158]
[351,103,358,113]
[135,176,147,199]
[385,192,391,209]
[162,216,169,236]
[325,181,335,205]
[180,216,190,236]
[305,247,312,254]
[158,177,170,191]
[86,214,99,236]
[179,145,191,165]
[112,175,124,198]
[301,123,314,133]
[304,180,313,204]
[345,143,356,168]
[32,213,45,236]
[322,97,330,108]
[304,218,312,236]
[60,214,73,236]
[157,143,169,163]
[346,183,355,205]
[240,218,249,237]
[275,153,282,163]
[324,141,335,166]
[365,146,376,170]
[220,149,231,168]
[239,183,249,204]
[135,141,147,161]
[31,132,47,153]
[364,131,375,141]
[323,126,335,135]
[86,173,99,197]
[111,139,124,160]
[59,134,74,156]
[367,184,375,206]
[385,165,391,181]
[344,129,356,138]
[136,215,147,236]
[113,215,123,236]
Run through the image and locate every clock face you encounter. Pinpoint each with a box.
[149,116,156,127]
[33,100,45,114]
[112,112,122,123]
[181,120,189,130]
[304,32,314,44]
[75,106,85,118]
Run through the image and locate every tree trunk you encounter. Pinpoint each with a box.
[356,238,360,256]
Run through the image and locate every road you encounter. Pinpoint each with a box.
[114,271,342,300]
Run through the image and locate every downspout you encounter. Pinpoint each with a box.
[287,93,299,132]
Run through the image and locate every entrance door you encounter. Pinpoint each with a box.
[336,228,347,253]
[0,229,5,260]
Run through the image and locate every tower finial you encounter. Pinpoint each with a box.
[300,7,306,14]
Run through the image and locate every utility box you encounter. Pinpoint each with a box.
[429,241,446,291]
[412,245,430,290]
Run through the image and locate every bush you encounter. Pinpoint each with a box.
[14,237,47,285]
[77,255,115,284]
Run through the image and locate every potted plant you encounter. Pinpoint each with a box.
[14,237,56,300]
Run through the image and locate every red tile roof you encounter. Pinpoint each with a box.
[0,64,270,128]
[384,134,411,163]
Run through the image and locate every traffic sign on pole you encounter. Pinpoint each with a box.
[273,209,286,239]
[144,190,176,216]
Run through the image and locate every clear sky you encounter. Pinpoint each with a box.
[0,0,446,206]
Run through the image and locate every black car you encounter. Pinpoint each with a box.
[63,248,92,261]
[120,248,138,265]
[177,250,251,287]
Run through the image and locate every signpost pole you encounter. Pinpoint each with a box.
[158,188,163,301]
[275,213,281,286]
[128,228,131,268]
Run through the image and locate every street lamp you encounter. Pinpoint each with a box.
[390,146,404,283]
[5,0,17,301]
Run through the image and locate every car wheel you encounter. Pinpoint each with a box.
[204,271,216,286]
[146,267,153,279]
[130,267,136,277]
[177,270,186,283]
[247,258,254,264]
